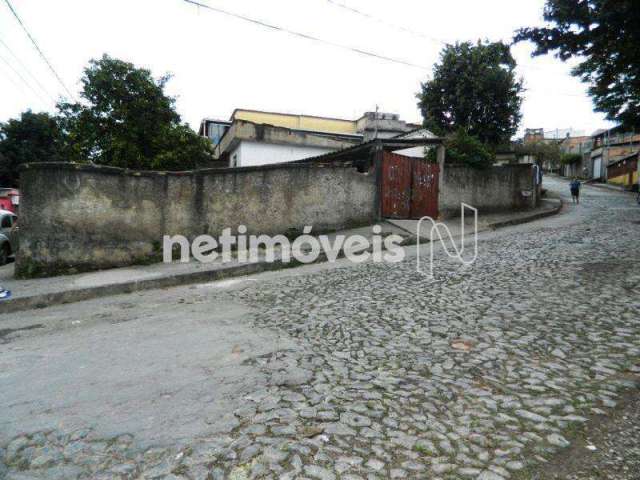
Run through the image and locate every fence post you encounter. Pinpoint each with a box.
[436,144,445,218]
[374,140,384,221]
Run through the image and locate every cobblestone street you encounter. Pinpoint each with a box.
[1,177,639,480]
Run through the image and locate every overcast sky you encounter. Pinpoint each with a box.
[0,0,615,138]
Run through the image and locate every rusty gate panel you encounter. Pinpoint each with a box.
[381,152,411,218]
[381,152,439,219]
[410,161,439,219]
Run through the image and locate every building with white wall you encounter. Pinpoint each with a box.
[392,128,437,158]
[227,141,338,168]
[198,109,421,168]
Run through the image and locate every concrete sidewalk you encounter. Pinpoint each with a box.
[585,180,637,194]
[387,198,561,239]
[0,198,561,315]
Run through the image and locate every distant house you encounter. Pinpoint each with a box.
[391,128,437,158]
[198,109,420,168]
[559,135,592,179]
[607,152,639,190]
[521,128,564,172]
[590,126,640,182]
[523,128,546,145]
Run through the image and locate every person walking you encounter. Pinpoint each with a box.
[570,177,581,204]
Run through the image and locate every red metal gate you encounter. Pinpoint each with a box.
[381,152,439,219]
[410,159,439,219]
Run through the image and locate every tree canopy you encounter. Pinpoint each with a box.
[417,41,524,148]
[58,55,212,169]
[0,110,64,187]
[0,55,213,186]
[561,152,583,165]
[514,0,640,128]
[515,139,562,169]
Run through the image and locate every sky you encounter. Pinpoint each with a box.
[0,0,615,138]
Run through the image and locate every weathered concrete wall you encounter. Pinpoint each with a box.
[217,120,359,161]
[16,162,376,278]
[440,164,537,218]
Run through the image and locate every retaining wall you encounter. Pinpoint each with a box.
[440,164,537,218]
[16,162,377,278]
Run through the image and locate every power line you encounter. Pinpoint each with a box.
[3,0,75,99]
[323,0,577,81]
[324,0,446,45]
[183,0,429,70]
[0,61,27,97]
[0,51,51,106]
[0,36,58,104]
[184,1,587,100]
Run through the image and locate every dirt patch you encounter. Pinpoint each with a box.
[525,374,640,480]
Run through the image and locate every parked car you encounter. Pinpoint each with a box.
[0,210,18,265]
[0,188,19,214]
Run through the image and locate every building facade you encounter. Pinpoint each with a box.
[559,135,592,178]
[590,127,640,182]
[199,109,420,168]
[607,152,639,189]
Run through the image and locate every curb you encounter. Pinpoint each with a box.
[487,199,563,230]
[0,261,298,315]
[584,182,636,195]
[393,199,563,244]
[0,202,563,315]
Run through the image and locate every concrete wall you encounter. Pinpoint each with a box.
[16,162,377,278]
[217,120,359,161]
[230,141,336,167]
[440,164,537,218]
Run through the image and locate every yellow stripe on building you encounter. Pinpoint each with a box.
[232,109,358,135]
[608,172,638,186]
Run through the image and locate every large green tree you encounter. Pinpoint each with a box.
[58,55,212,170]
[515,0,640,128]
[418,41,524,147]
[0,110,64,186]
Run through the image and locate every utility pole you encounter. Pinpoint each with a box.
[374,104,379,140]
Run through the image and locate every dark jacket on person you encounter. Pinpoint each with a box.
[570,180,581,193]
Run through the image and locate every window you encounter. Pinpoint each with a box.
[208,123,229,146]
[0,215,11,229]
[231,154,238,168]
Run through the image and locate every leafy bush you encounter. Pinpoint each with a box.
[431,129,495,169]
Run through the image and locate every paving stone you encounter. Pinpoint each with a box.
[340,412,372,428]
[478,470,506,480]
[364,458,385,471]
[547,433,571,448]
[304,464,336,480]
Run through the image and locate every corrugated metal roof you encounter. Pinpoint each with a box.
[607,151,639,166]
[291,137,444,165]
